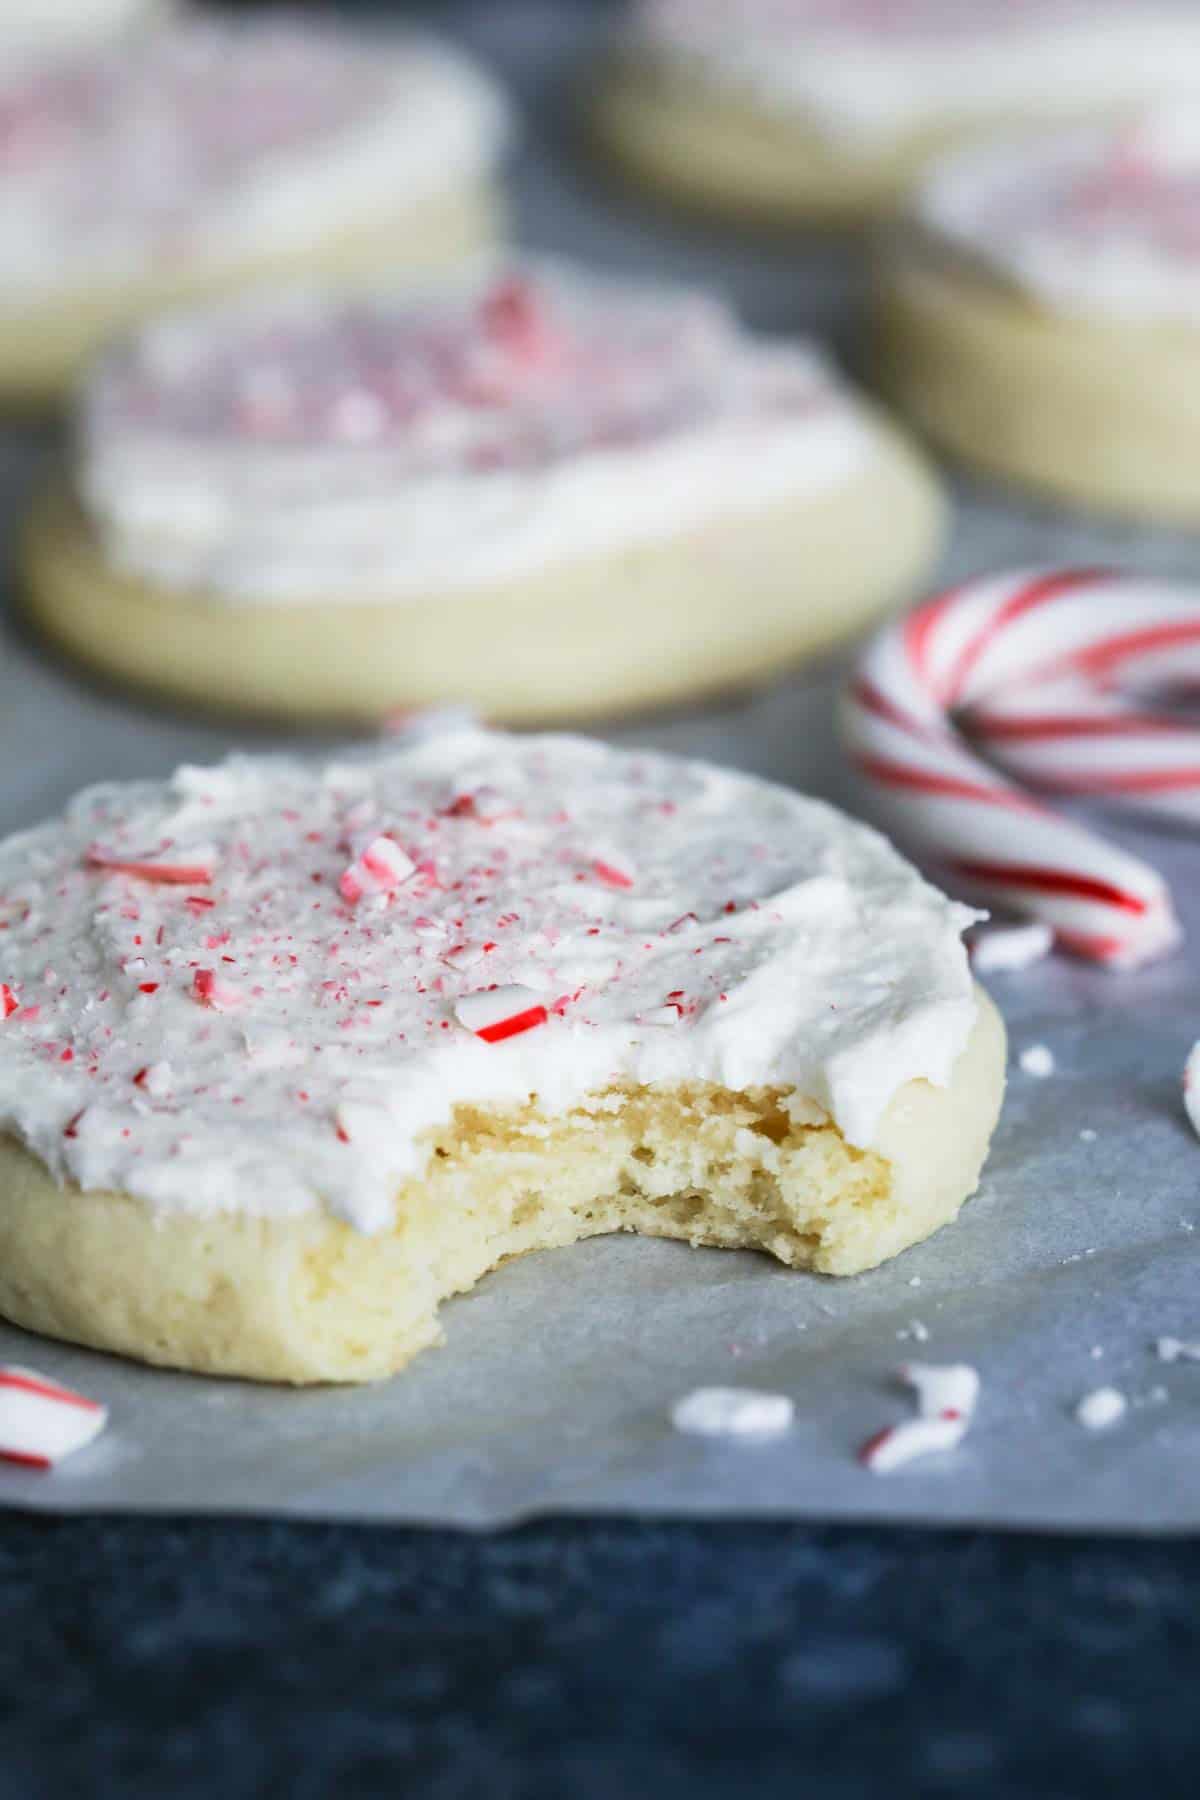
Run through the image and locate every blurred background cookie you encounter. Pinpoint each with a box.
[0,9,511,405]
[23,260,945,722]
[593,0,1200,225]
[876,111,1200,521]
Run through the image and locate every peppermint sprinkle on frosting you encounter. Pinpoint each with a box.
[77,263,873,603]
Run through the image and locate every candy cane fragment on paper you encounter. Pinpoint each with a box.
[0,1366,107,1469]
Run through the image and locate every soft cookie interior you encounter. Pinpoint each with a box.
[0,989,1004,1384]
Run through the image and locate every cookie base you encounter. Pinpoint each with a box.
[0,180,501,409]
[594,62,1120,225]
[21,420,945,725]
[0,990,1005,1384]
[876,253,1200,523]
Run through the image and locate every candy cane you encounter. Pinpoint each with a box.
[841,567,1200,967]
[0,1366,107,1469]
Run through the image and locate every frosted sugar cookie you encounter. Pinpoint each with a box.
[595,1,1200,224]
[23,262,945,723]
[0,731,1006,1383]
[0,12,510,404]
[876,111,1200,520]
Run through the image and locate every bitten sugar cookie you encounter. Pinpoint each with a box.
[0,732,1006,1384]
[877,112,1200,520]
[595,0,1200,224]
[0,13,510,405]
[23,263,944,724]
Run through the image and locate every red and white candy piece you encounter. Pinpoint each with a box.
[86,848,214,885]
[339,836,416,905]
[0,983,18,1020]
[454,985,549,1044]
[192,968,243,1011]
[842,566,1200,967]
[0,1365,106,1470]
[859,1362,980,1475]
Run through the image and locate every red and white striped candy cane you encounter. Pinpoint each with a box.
[841,567,1200,967]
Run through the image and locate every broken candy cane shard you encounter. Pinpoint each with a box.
[87,849,213,885]
[859,1361,980,1473]
[339,836,416,904]
[0,984,17,1020]
[858,1413,967,1474]
[671,1387,794,1440]
[192,969,242,1011]
[902,1362,981,1421]
[1157,1336,1200,1363]
[0,1365,107,1469]
[639,1005,683,1027]
[592,859,635,890]
[454,986,549,1043]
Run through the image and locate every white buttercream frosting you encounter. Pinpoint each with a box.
[77,261,877,603]
[0,13,510,302]
[913,110,1200,322]
[625,1,1200,144]
[0,732,980,1233]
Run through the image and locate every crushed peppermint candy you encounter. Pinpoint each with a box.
[859,1362,980,1474]
[82,257,863,606]
[87,850,214,886]
[192,970,243,1012]
[0,1365,107,1469]
[454,985,550,1044]
[1075,1386,1127,1431]
[338,837,416,905]
[1156,1337,1200,1364]
[670,1387,794,1440]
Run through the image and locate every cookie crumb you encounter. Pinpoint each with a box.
[1019,1044,1055,1078]
[1156,1336,1200,1364]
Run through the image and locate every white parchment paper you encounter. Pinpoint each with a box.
[1,1,1200,1529]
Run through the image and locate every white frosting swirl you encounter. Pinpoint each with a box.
[626,0,1200,144]
[77,262,877,603]
[0,13,510,301]
[913,111,1200,322]
[0,732,980,1233]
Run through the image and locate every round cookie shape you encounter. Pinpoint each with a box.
[0,731,1006,1382]
[0,13,511,404]
[595,0,1200,224]
[24,261,945,723]
[876,111,1200,520]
